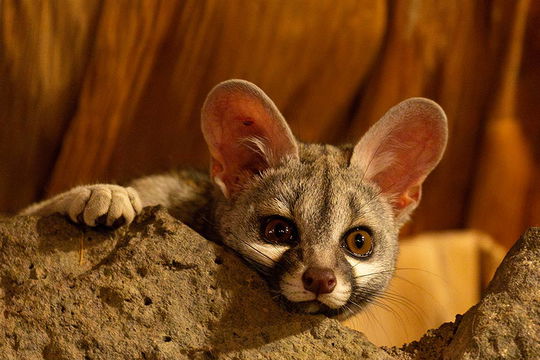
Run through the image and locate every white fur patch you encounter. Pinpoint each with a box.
[318,273,351,309]
[243,242,288,268]
[346,256,381,282]
[280,266,316,302]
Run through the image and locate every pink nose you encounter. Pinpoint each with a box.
[302,267,337,295]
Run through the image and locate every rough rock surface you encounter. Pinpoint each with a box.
[392,228,540,360]
[0,207,391,360]
[443,227,540,359]
[0,207,538,359]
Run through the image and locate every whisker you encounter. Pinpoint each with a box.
[376,292,425,326]
[350,295,406,341]
[354,284,427,329]
[352,267,395,277]
[394,267,446,281]
[331,291,351,298]
[391,274,442,305]
[364,305,391,344]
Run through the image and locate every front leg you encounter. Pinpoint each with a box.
[21,184,142,227]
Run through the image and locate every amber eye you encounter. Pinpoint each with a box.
[343,227,373,258]
[262,217,297,244]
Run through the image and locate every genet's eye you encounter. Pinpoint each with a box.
[343,227,373,258]
[262,216,297,245]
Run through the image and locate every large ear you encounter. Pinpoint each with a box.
[201,80,299,198]
[350,98,448,222]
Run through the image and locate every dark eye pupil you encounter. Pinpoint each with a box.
[354,234,365,248]
[275,223,288,237]
[262,217,297,244]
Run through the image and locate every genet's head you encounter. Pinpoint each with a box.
[201,80,447,317]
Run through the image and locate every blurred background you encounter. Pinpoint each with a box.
[1,0,538,347]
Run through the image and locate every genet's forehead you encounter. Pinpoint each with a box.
[254,160,383,235]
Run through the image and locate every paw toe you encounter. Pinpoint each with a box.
[61,185,141,228]
[126,187,142,213]
[83,188,112,226]
[107,188,134,226]
[67,188,92,223]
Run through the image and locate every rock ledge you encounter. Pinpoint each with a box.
[0,208,538,359]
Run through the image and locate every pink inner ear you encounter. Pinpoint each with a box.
[201,80,298,196]
[208,94,279,173]
[214,115,269,179]
[351,97,447,216]
[371,119,442,197]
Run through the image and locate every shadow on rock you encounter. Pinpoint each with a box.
[206,245,323,355]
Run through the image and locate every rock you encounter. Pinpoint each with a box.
[0,207,392,360]
[1,207,538,359]
[442,227,540,359]
[394,228,540,360]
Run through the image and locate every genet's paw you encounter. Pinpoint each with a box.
[63,185,142,227]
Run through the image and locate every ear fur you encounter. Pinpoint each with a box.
[350,98,448,222]
[201,80,299,198]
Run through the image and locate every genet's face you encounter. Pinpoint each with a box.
[216,149,399,317]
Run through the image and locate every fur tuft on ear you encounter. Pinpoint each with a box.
[201,80,299,198]
[350,98,448,223]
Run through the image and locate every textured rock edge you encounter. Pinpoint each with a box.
[390,227,540,360]
[0,207,538,359]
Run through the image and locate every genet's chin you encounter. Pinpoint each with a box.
[275,296,349,318]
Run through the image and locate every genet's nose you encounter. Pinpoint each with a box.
[302,267,336,295]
